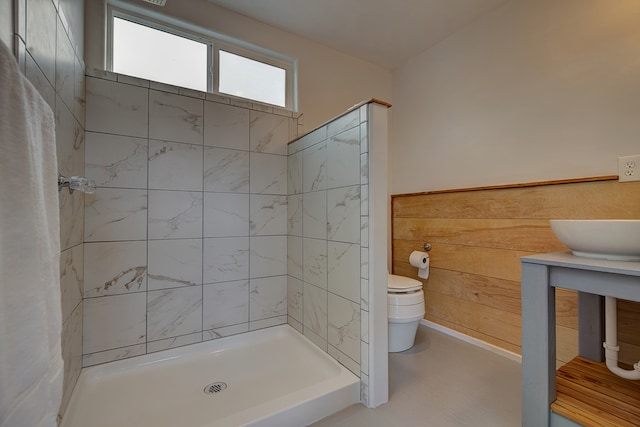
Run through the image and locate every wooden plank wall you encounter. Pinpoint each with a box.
[391,179,640,366]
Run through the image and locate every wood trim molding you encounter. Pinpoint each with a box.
[391,176,619,199]
[288,98,392,145]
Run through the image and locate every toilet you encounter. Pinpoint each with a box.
[388,274,426,352]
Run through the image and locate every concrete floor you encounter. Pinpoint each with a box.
[311,325,522,427]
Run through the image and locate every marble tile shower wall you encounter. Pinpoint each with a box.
[11,0,86,416]
[82,71,300,366]
[287,106,370,404]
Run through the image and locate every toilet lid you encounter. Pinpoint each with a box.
[388,274,422,292]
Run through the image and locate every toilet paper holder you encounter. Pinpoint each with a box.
[417,243,432,252]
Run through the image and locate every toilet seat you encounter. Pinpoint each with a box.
[388,274,422,293]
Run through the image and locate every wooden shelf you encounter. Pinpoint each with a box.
[551,356,640,426]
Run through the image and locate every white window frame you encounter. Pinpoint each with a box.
[106,0,297,110]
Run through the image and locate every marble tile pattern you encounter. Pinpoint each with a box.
[250,110,290,155]
[60,244,83,320]
[287,151,302,195]
[287,236,303,280]
[147,332,203,354]
[55,95,84,186]
[86,77,148,138]
[204,193,249,237]
[60,302,82,414]
[328,293,361,364]
[327,185,361,243]
[302,141,326,193]
[328,242,360,303]
[328,344,360,378]
[147,239,202,290]
[203,237,249,284]
[148,140,203,191]
[82,344,146,368]
[204,102,249,150]
[204,323,249,341]
[149,90,203,145]
[55,16,75,112]
[249,276,287,321]
[303,282,328,340]
[148,190,203,239]
[326,127,360,189]
[287,194,302,236]
[59,188,84,251]
[147,286,203,342]
[25,51,55,109]
[250,315,287,331]
[250,195,287,236]
[303,238,328,289]
[250,236,287,278]
[26,0,57,84]
[84,188,147,242]
[249,152,287,195]
[85,132,147,189]
[302,191,327,240]
[84,241,147,297]
[287,276,303,324]
[204,147,249,193]
[287,104,370,404]
[82,73,297,365]
[83,293,147,354]
[203,280,249,329]
[21,0,87,417]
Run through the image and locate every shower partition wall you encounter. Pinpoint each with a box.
[82,70,390,408]
[287,101,389,407]
[82,70,300,365]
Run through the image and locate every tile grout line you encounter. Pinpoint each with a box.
[145,84,150,356]
[201,97,205,343]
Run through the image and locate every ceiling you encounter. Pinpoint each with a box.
[206,0,511,70]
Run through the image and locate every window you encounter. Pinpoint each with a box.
[107,1,296,109]
[112,17,209,92]
[219,50,286,107]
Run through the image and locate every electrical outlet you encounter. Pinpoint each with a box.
[618,155,640,182]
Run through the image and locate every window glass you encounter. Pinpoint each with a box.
[219,50,286,107]
[112,17,208,92]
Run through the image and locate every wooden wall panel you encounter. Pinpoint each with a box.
[393,239,530,282]
[423,315,522,355]
[620,342,640,368]
[618,300,640,366]
[393,180,640,219]
[391,178,640,367]
[555,288,579,330]
[557,325,579,365]
[393,218,565,253]
[425,292,522,344]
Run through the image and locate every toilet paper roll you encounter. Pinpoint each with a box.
[409,250,429,268]
[409,251,430,279]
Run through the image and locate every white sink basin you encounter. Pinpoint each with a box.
[550,220,640,261]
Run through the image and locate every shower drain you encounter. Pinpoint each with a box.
[203,382,227,394]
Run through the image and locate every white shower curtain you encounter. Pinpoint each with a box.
[0,40,63,427]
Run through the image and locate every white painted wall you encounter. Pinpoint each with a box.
[84,0,392,132]
[390,0,640,194]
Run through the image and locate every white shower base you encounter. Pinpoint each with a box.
[60,325,360,427]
